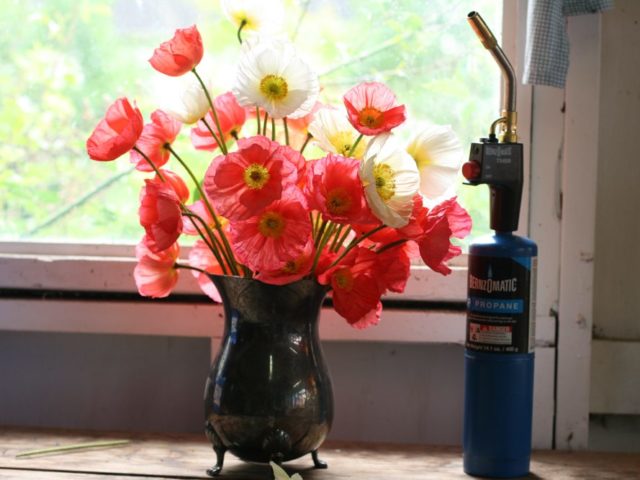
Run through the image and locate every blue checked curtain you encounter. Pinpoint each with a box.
[524,0,614,88]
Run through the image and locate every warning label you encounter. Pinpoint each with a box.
[465,254,537,354]
[469,323,512,345]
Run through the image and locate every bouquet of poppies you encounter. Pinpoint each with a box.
[86,8,472,329]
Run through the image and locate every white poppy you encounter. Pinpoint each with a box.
[269,461,303,480]
[162,74,211,125]
[221,0,284,35]
[308,107,366,159]
[406,124,463,200]
[360,133,420,228]
[233,37,319,119]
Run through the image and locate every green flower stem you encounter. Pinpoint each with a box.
[133,146,166,182]
[329,224,345,251]
[332,226,353,253]
[328,224,386,269]
[310,222,336,275]
[376,238,408,254]
[262,111,269,136]
[181,211,229,276]
[166,145,240,276]
[192,68,227,155]
[314,219,328,248]
[16,440,130,458]
[300,133,313,154]
[256,107,261,135]
[347,133,364,157]
[236,19,247,44]
[283,117,289,146]
[175,263,209,275]
[271,117,276,141]
[200,117,224,153]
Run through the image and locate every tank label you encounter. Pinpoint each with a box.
[466,255,537,354]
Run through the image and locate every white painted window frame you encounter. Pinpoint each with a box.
[0,1,577,450]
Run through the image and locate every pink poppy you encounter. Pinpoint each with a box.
[130,110,181,171]
[188,239,224,302]
[182,199,217,236]
[255,239,315,285]
[229,190,311,272]
[305,154,374,225]
[156,169,190,203]
[191,92,247,151]
[318,247,383,327]
[149,25,204,77]
[134,237,180,298]
[417,197,472,275]
[203,136,298,221]
[343,82,406,136]
[86,97,143,161]
[139,180,184,253]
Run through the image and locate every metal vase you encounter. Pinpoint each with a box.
[203,275,333,477]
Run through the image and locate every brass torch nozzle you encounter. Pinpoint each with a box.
[467,11,517,143]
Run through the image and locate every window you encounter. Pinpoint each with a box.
[0,0,501,245]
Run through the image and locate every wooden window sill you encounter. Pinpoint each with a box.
[0,428,638,479]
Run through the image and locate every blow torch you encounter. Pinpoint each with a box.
[462,11,538,478]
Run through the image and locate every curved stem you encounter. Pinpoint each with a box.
[175,263,209,275]
[191,68,227,155]
[256,107,261,135]
[332,226,353,252]
[310,222,336,275]
[166,144,240,276]
[300,133,313,154]
[236,19,247,44]
[133,146,166,182]
[347,133,364,157]
[328,224,386,268]
[182,211,230,275]
[262,111,269,136]
[314,219,328,248]
[329,224,345,252]
[376,238,408,254]
[200,117,224,153]
[283,117,290,146]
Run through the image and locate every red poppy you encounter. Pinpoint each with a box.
[191,92,247,151]
[343,82,406,136]
[255,239,315,285]
[305,154,375,225]
[188,239,224,302]
[139,180,184,252]
[229,189,311,272]
[318,247,383,327]
[417,197,472,275]
[130,110,181,171]
[204,136,298,221]
[134,237,179,298]
[149,25,204,77]
[155,169,190,203]
[86,97,143,161]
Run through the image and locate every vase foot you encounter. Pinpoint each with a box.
[311,449,328,469]
[206,446,226,477]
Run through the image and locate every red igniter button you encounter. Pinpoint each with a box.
[462,161,481,181]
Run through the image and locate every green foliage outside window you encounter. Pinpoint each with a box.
[0,0,500,247]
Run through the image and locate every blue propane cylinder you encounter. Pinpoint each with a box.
[463,233,537,478]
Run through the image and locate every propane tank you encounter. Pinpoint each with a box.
[462,11,538,478]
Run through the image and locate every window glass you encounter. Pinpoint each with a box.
[0,0,500,246]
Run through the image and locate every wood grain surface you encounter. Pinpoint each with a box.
[0,428,638,479]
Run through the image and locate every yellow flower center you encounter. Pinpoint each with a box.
[406,144,432,170]
[358,107,384,129]
[258,211,286,238]
[243,164,270,189]
[373,163,396,201]
[232,12,258,30]
[334,268,353,291]
[329,131,365,158]
[326,188,352,215]
[260,75,289,101]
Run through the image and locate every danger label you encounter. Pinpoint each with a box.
[469,323,512,345]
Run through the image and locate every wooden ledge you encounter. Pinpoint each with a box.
[0,428,638,479]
